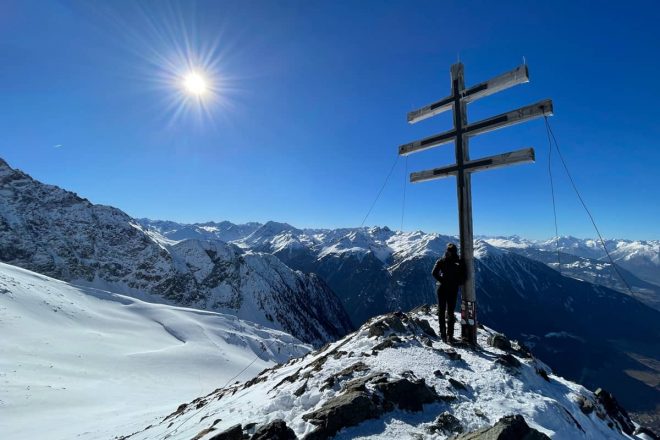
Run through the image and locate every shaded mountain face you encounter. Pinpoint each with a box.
[122,307,637,440]
[142,219,660,418]
[500,247,660,311]
[0,159,353,346]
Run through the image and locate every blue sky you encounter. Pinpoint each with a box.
[0,0,658,239]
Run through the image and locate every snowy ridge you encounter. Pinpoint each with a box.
[122,306,640,440]
[0,262,311,440]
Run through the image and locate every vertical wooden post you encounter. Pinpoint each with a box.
[451,63,477,345]
[401,62,552,347]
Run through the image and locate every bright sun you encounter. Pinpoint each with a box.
[183,72,208,96]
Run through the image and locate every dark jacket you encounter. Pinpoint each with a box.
[432,254,465,290]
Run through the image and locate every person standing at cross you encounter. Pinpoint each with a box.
[432,243,465,344]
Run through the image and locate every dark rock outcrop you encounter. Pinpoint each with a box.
[594,388,635,435]
[210,424,242,440]
[251,419,296,440]
[451,414,550,440]
[428,411,463,435]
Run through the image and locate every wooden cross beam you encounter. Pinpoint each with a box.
[400,62,553,345]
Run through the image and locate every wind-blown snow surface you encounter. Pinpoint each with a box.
[0,262,310,440]
[124,307,634,440]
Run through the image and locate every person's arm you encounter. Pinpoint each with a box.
[432,259,443,282]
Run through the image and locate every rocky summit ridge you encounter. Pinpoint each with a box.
[121,306,645,440]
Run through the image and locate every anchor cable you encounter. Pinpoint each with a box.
[360,155,400,227]
[543,117,638,300]
[544,116,562,274]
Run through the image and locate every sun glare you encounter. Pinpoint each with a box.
[183,72,208,96]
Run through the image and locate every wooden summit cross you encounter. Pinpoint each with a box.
[399,62,553,345]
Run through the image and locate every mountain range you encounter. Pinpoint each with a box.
[138,220,660,424]
[1,157,659,433]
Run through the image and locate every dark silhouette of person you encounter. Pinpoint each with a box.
[432,243,465,344]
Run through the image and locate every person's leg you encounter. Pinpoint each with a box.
[437,287,447,341]
[446,288,459,342]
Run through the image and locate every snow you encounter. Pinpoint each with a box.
[125,308,634,440]
[0,262,310,440]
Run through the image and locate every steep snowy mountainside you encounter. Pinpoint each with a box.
[123,307,643,440]
[0,262,311,440]
[165,239,354,345]
[0,158,353,346]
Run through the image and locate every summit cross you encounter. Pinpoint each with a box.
[399,62,553,345]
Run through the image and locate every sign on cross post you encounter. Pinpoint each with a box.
[400,62,553,345]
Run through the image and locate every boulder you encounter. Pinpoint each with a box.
[302,391,382,439]
[251,419,296,440]
[495,353,521,369]
[375,377,439,411]
[209,424,242,440]
[450,414,550,439]
[427,411,464,435]
[487,334,511,351]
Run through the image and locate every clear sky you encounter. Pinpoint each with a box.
[1,0,658,240]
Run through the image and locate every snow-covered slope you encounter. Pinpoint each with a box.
[0,158,353,346]
[122,307,643,440]
[0,262,311,440]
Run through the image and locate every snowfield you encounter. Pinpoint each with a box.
[0,262,310,440]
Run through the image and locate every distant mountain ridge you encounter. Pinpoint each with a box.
[141,218,660,308]
[0,159,352,346]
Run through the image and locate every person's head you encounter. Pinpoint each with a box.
[445,243,458,259]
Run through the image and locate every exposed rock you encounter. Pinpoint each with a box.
[487,333,511,351]
[449,378,467,391]
[535,368,550,382]
[302,391,382,439]
[451,414,550,439]
[251,419,296,440]
[372,335,401,352]
[511,340,533,358]
[594,388,635,435]
[374,377,439,411]
[495,353,521,369]
[576,395,594,415]
[427,411,464,435]
[411,317,437,338]
[433,369,444,378]
[210,423,242,440]
[367,321,387,338]
[343,372,388,393]
[293,381,307,397]
[443,348,462,361]
[381,314,406,333]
